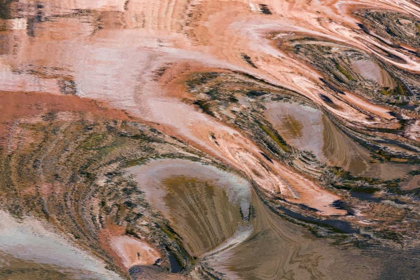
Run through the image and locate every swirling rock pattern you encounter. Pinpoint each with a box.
[0,0,419,279]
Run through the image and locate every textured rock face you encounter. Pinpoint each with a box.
[0,0,419,279]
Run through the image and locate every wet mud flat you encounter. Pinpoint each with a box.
[127,159,419,279]
[264,101,415,180]
[185,70,420,250]
[0,0,419,279]
[127,159,252,259]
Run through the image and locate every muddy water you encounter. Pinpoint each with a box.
[162,176,246,256]
[128,159,387,279]
[127,159,251,257]
[206,191,385,280]
[265,101,412,180]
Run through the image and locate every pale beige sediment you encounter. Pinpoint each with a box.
[110,236,161,269]
[0,0,418,278]
[0,210,123,279]
[1,0,419,216]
